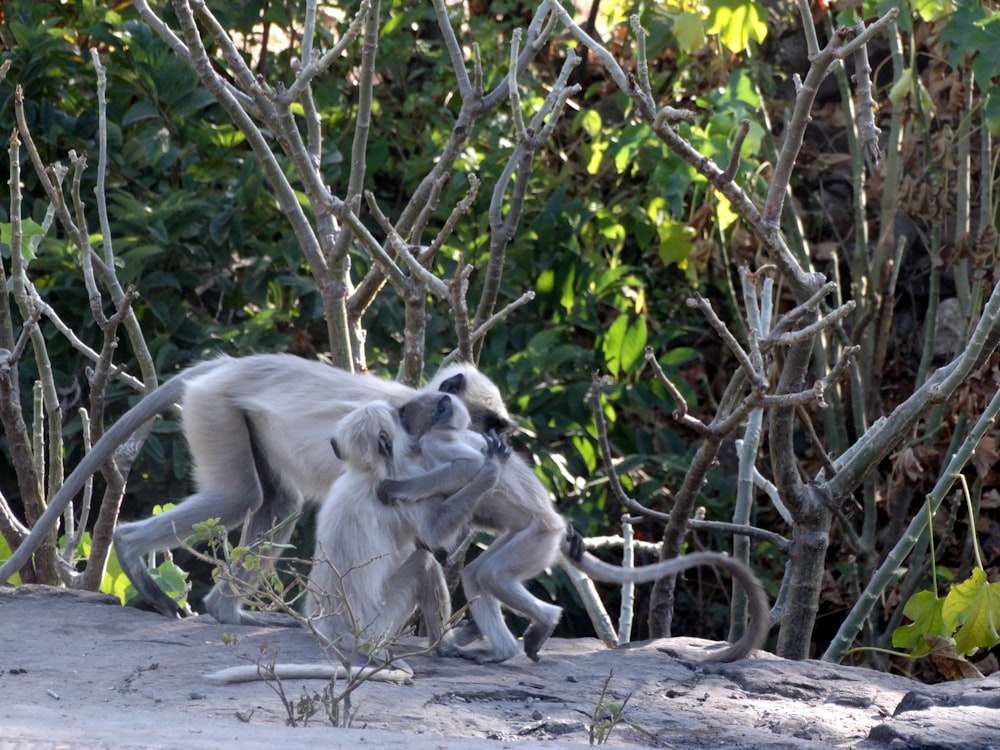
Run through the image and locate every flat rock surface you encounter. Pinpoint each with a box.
[1,585,998,749]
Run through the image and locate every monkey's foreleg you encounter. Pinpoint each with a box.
[203,476,304,627]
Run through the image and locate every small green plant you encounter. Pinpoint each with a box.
[186,512,300,615]
[891,478,1000,676]
[588,669,632,746]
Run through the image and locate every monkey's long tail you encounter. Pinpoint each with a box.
[0,358,228,584]
[563,546,770,663]
[204,661,414,684]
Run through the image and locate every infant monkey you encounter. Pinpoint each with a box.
[381,384,770,664]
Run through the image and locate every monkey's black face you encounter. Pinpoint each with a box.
[399,394,453,436]
[475,411,513,435]
[432,395,453,424]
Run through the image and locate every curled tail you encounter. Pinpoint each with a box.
[561,525,769,662]
[0,358,227,584]
[204,661,414,684]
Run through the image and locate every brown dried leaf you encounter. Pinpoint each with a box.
[972,435,999,479]
[925,635,985,680]
[892,446,926,483]
[980,489,1000,510]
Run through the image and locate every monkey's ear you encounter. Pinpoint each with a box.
[330,437,344,460]
[437,372,465,395]
[377,430,393,458]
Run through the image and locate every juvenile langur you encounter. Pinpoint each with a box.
[384,385,770,665]
[0,354,510,626]
[206,397,508,683]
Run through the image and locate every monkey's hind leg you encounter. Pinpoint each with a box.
[438,591,518,663]
[459,527,563,663]
[113,485,259,620]
[203,418,305,627]
[113,522,185,618]
[374,549,451,649]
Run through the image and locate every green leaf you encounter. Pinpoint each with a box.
[0,534,22,586]
[673,11,707,52]
[122,99,160,126]
[942,567,1000,655]
[655,218,695,268]
[892,589,949,656]
[620,316,648,373]
[913,0,954,22]
[602,314,629,378]
[705,0,767,53]
[602,315,649,377]
[1,219,47,260]
[152,560,189,603]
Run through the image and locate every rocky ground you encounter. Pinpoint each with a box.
[1,585,998,749]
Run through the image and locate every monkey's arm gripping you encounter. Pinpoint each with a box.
[377,458,484,504]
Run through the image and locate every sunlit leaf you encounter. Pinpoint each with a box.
[942,567,1000,655]
[0,535,22,586]
[602,314,629,378]
[586,140,609,175]
[913,0,954,22]
[576,108,603,137]
[716,194,738,232]
[706,0,767,53]
[657,219,695,268]
[620,316,648,373]
[888,68,912,106]
[1,219,47,260]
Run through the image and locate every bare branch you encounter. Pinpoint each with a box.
[687,295,764,390]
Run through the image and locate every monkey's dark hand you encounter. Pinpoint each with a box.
[565,525,586,562]
[376,481,398,506]
[483,430,511,464]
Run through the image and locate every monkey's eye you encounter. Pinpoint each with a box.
[377,431,393,458]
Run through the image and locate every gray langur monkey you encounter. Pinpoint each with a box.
[382,382,770,665]
[206,397,509,683]
[0,354,511,626]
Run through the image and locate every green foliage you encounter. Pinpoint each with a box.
[146,559,191,608]
[938,0,1000,132]
[893,489,1000,666]
[893,567,1000,659]
[705,0,768,53]
[0,534,22,585]
[892,588,950,657]
[943,568,1000,655]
